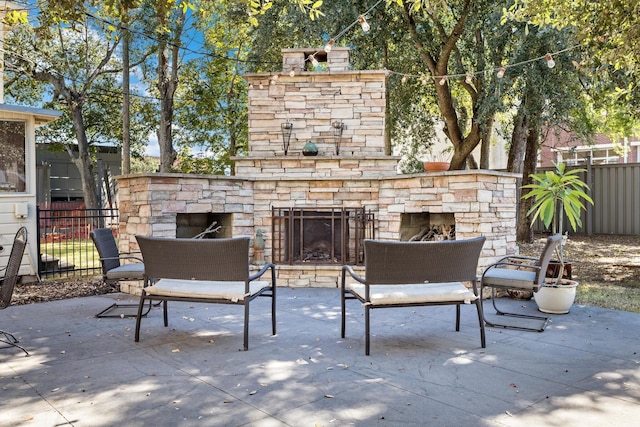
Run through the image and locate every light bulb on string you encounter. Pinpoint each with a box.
[496,67,506,78]
[401,75,408,84]
[358,15,370,33]
[421,76,428,85]
[439,76,447,86]
[324,39,334,53]
[271,74,279,84]
[289,67,296,77]
[308,54,319,68]
[465,73,473,84]
[545,53,555,68]
[258,81,264,89]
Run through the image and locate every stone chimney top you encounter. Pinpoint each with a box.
[281,47,350,73]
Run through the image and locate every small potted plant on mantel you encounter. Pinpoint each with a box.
[423,147,452,172]
[521,162,594,313]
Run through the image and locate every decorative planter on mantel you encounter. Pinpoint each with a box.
[423,161,450,172]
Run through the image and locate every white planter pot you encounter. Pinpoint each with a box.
[533,279,578,314]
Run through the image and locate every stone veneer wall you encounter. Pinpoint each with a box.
[117,170,518,293]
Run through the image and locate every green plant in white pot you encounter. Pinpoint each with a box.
[521,162,594,313]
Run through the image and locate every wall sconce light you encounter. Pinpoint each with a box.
[281,120,293,155]
[332,120,345,155]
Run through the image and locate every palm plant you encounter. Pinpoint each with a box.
[522,162,594,281]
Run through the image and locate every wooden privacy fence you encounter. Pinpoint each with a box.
[532,162,640,236]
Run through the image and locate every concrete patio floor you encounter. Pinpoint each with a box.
[1,287,639,426]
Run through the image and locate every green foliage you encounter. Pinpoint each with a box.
[522,162,594,235]
[131,156,160,173]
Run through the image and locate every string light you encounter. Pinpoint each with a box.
[545,53,555,68]
[358,15,370,33]
[268,1,579,93]
[324,39,334,53]
[258,82,264,89]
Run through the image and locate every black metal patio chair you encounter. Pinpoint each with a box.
[1,226,29,356]
[480,234,563,332]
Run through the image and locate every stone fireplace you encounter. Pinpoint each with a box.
[116,47,519,292]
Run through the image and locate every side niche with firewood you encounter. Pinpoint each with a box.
[399,213,456,242]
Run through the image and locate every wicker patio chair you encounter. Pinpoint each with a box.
[341,237,486,355]
[480,234,563,332]
[134,235,276,351]
[90,228,146,318]
[1,226,29,356]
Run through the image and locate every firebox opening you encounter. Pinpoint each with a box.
[272,207,374,265]
[176,213,232,239]
[400,213,455,241]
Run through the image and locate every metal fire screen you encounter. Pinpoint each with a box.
[272,207,374,265]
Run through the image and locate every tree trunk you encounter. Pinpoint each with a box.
[479,116,494,169]
[516,125,540,242]
[402,1,480,170]
[122,27,131,174]
[156,8,185,172]
[69,100,99,209]
[507,106,528,174]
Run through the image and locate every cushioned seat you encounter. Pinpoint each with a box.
[347,282,477,305]
[104,263,145,281]
[480,268,537,289]
[144,279,271,301]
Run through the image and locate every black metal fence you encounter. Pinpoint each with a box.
[37,204,119,277]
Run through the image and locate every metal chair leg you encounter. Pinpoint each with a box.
[481,286,549,332]
[0,330,29,356]
[96,299,157,318]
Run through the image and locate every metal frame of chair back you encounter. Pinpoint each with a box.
[0,227,29,356]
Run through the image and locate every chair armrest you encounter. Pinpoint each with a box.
[249,263,276,281]
[485,260,542,273]
[342,265,366,284]
[100,255,144,264]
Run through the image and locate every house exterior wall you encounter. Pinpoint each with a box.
[0,108,60,277]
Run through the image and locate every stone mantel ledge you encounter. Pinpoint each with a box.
[244,70,390,79]
[117,169,520,182]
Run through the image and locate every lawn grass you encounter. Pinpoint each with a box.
[40,239,101,270]
[576,281,640,313]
